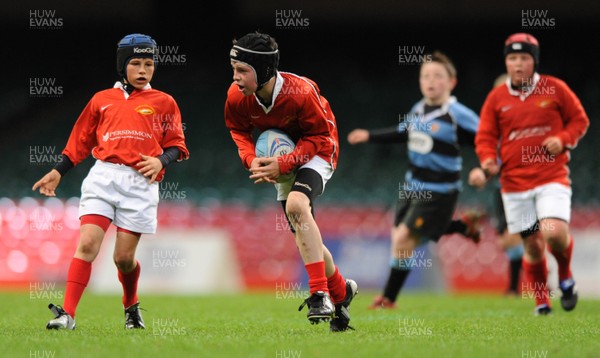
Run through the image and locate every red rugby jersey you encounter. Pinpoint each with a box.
[476,74,589,192]
[224,72,339,175]
[62,82,189,182]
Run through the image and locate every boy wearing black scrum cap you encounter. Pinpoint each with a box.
[224,31,358,332]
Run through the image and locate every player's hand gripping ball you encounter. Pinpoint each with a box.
[255,129,296,183]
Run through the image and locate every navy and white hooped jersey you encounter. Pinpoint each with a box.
[400,96,479,194]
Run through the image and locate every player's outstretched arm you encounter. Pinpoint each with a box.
[349,126,407,144]
[32,169,62,197]
[347,129,369,144]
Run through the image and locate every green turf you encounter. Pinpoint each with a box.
[1,290,599,358]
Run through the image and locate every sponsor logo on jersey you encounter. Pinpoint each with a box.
[408,131,434,154]
[102,130,152,142]
[507,125,551,141]
[135,105,155,115]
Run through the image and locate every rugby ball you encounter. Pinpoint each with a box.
[255,129,296,182]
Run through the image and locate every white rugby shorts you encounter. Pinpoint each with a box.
[501,182,572,234]
[275,156,334,201]
[79,160,159,234]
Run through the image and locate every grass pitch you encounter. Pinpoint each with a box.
[1,290,599,358]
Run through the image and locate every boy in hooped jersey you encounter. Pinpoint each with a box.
[470,33,589,315]
[225,31,357,331]
[347,51,482,309]
[33,33,189,329]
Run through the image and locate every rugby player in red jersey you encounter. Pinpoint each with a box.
[33,33,189,329]
[225,31,357,331]
[470,33,589,315]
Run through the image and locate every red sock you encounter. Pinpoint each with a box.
[522,257,550,307]
[63,257,92,318]
[305,261,328,294]
[550,236,573,282]
[327,266,347,304]
[118,260,140,308]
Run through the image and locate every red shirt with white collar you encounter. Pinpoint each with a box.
[224,71,339,175]
[476,74,589,192]
[62,82,189,182]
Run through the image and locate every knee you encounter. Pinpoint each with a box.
[545,234,567,250]
[114,252,136,272]
[392,225,414,250]
[540,220,569,249]
[524,235,545,260]
[78,239,97,256]
[285,192,310,222]
[391,226,405,244]
[76,236,101,260]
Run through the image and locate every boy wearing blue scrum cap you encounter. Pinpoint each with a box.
[34,33,189,330]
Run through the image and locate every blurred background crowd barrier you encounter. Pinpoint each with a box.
[2,197,599,297]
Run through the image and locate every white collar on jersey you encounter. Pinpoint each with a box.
[113,81,152,99]
[253,71,283,114]
[413,95,457,123]
[506,72,540,101]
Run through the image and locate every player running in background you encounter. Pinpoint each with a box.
[347,51,482,309]
[224,31,357,331]
[469,33,589,315]
[33,33,189,329]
